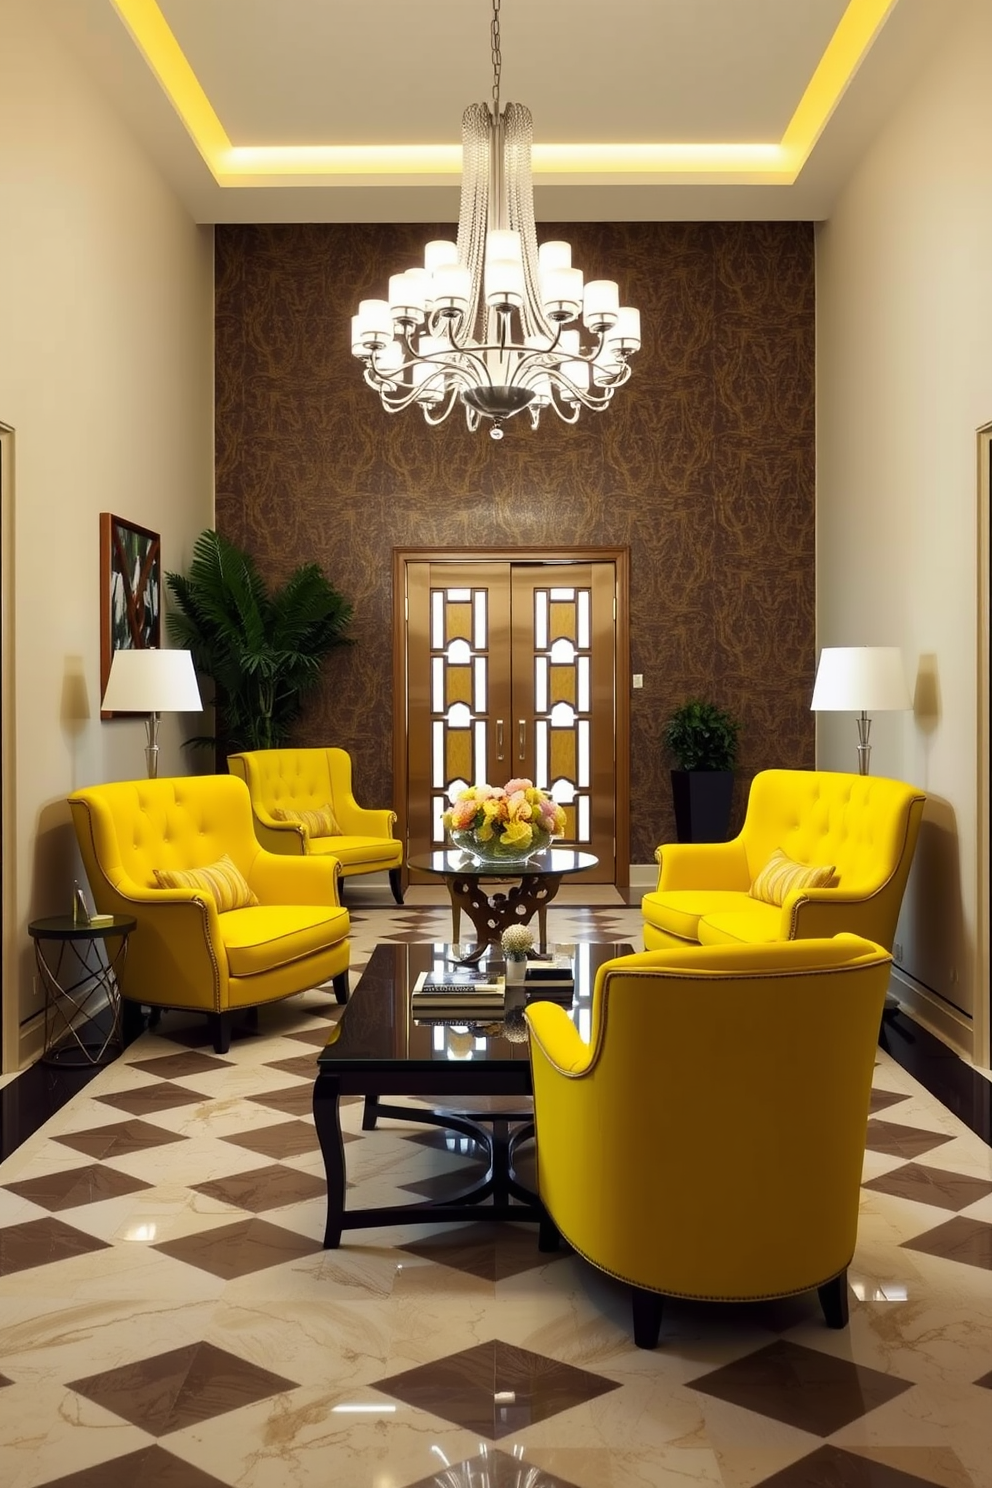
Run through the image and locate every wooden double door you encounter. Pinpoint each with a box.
[394,550,629,885]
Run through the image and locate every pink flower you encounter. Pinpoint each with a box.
[503,778,533,797]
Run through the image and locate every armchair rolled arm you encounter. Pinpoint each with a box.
[332,800,397,838]
[782,887,887,943]
[247,849,343,908]
[655,838,749,891]
[525,1002,594,1075]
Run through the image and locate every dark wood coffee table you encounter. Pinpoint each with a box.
[313,940,631,1247]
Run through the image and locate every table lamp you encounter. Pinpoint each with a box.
[810,646,912,775]
[101,647,202,778]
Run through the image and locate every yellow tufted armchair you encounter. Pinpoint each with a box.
[228,747,404,904]
[642,768,925,952]
[525,935,892,1348]
[68,775,351,1053]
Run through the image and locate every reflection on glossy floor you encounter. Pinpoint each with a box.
[1,893,991,1488]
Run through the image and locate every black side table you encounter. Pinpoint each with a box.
[28,915,137,1067]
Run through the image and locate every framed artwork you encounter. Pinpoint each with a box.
[100,513,162,718]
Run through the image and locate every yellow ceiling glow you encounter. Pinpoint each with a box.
[110,0,897,189]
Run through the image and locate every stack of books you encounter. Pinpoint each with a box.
[411,969,505,1018]
[523,960,575,1003]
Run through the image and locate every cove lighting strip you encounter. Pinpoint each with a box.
[110,0,897,190]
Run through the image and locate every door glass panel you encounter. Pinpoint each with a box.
[474,657,487,713]
[534,590,548,650]
[578,590,591,648]
[535,720,548,788]
[446,638,471,664]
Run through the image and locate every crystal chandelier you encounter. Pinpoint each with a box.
[350,0,641,440]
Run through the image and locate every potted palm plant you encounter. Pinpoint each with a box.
[165,529,353,753]
[663,697,740,842]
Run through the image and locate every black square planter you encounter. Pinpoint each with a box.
[670,770,735,843]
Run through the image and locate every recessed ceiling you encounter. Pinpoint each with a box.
[43,0,961,224]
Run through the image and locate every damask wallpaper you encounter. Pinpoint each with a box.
[214,220,816,865]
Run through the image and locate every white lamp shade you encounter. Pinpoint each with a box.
[102,648,202,714]
[810,647,911,712]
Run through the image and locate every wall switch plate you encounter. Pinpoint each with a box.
[632,674,643,689]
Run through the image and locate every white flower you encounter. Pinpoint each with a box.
[501,924,535,957]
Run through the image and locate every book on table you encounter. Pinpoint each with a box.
[411,970,505,1015]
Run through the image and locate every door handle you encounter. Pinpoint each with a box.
[518,719,526,760]
[496,719,504,761]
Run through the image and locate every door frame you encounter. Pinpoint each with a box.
[392,546,631,893]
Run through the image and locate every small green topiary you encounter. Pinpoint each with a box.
[663,698,740,773]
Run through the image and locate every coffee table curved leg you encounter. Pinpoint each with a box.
[313,1074,346,1247]
[447,871,564,964]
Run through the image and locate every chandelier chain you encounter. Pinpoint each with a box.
[490,0,502,119]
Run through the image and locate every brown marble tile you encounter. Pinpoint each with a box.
[0,1373,12,1388]
[128,1052,233,1078]
[398,1168,489,1203]
[220,1119,320,1159]
[32,1443,233,1487]
[95,1081,208,1115]
[375,1338,619,1439]
[263,1052,321,1079]
[751,1444,954,1486]
[283,1025,335,1047]
[975,1369,992,1388]
[405,1450,583,1487]
[3,1163,151,1211]
[68,1340,297,1435]
[153,1216,323,1278]
[190,1162,326,1212]
[869,1087,911,1115]
[901,1216,992,1271]
[864,1119,956,1159]
[862,1162,992,1211]
[0,1215,110,1276]
[688,1340,914,1437]
[399,1221,553,1282]
[248,1085,362,1116]
[54,1119,188,1160]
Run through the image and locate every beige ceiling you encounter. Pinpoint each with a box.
[43,0,960,224]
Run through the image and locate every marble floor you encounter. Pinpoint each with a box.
[1,890,991,1488]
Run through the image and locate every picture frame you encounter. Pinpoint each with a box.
[99,513,162,719]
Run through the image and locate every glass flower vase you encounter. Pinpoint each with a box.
[450,826,552,867]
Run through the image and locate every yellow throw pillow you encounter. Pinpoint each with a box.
[154,854,259,911]
[272,802,341,838]
[749,848,836,907]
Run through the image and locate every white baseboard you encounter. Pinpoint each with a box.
[889,965,977,1065]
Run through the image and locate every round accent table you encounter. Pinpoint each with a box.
[407,847,598,964]
[28,914,137,1067]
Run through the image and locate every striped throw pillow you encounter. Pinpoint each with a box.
[154,855,259,911]
[749,848,836,906]
[272,802,341,838]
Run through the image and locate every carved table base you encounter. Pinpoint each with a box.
[445,870,563,965]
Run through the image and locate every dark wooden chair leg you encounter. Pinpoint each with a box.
[631,1287,664,1349]
[121,1000,147,1044]
[207,1013,232,1055]
[538,1210,561,1252]
[332,970,349,1004]
[362,1095,380,1131]
[388,867,405,905]
[244,1006,260,1029]
[818,1270,850,1329]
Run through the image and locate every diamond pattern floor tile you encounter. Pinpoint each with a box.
[375,1338,619,1439]
[688,1339,914,1437]
[220,1119,320,1158]
[864,1119,956,1159]
[869,1087,911,1115]
[67,1340,297,1435]
[3,1163,151,1211]
[398,1221,554,1282]
[750,1443,957,1486]
[54,1119,189,1160]
[862,1161,992,1211]
[0,1215,111,1275]
[95,1081,208,1115]
[152,1216,323,1278]
[190,1162,326,1212]
[32,1443,233,1488]
[263,1053,322,1079]
[246,1084,317,1118]
[127,1052,233,1079]
[901,1215,992,1270]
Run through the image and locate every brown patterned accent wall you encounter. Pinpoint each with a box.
[215,221,815,864]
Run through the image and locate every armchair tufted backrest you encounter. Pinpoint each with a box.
[227,748,348,817]
[68,775,261,893]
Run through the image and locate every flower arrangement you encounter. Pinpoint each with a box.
[443,778,567,863]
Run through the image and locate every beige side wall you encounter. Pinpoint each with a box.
[0,1,214,1069]
[815,0,992,1063]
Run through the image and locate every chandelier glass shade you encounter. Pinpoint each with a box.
[350,4,640,440]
